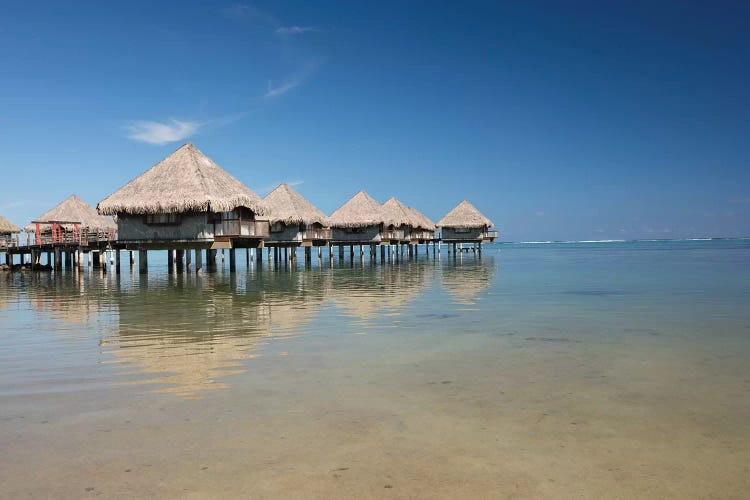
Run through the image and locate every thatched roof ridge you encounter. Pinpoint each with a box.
[261,183,329,226]
[97,143,267,216]
[406,206,436,231]
[381,197,414,227]
[25,195,116,232]
[437,200,494,228]
[0,215,20,234]
[329,190,387,228]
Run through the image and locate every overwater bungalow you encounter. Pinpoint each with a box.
[97,143,268,272]
[437,200,498,248]
[25,194,116,246]
[329,190,390,245]
[406,206,437,242]
[261,183,331,256]
[381,197,415,244]
[0,216,20,251]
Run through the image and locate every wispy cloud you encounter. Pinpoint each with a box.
[126,119,201,145]
[222,4,278,26]
[275,26,317,36]
[264,61,320,98]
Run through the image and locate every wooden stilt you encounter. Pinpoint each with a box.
[229,248,236,271]
[195,249,203,272]
[138,250,148,274]
[168,249,174,273]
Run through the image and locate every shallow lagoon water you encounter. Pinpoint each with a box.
[1,240,749,498]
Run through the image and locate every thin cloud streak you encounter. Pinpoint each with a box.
[264,61,320,98]
[126,119,201,145]
[275,26,317,36]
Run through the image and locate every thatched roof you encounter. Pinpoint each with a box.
[406,206,436,231]
[97,143,267,216]
[0,215,20,234]
[437,200,494,228]
[25,195,116,232]
[381,197,414,227]
[261,183,329,226]
[329,190,387,228]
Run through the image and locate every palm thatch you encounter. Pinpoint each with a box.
[0,215,20,234]
[381,197,415,227]
[97,143,267,216]
[329,190,388,228]
[437,200,494,228]
[25,195,116,232]
[406,206,436,231]
[262,183,329,226]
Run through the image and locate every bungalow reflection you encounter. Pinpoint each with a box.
[101,271,332,399]
[439,256,497,305]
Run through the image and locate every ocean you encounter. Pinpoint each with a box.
[1,239,749,498]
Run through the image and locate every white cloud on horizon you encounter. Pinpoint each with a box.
[126,119,201,145]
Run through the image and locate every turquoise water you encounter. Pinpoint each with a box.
[1,240,749,498]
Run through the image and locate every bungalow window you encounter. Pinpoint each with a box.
[345,227,366,234]
[270,222,285,233]
[145,213,180,225]
[454,227,472,233]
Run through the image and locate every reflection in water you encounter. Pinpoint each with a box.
[0,256,497,399]
[329,262,437,324]
[440,257,497,305]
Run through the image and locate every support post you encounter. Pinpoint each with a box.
[176,249,184,273]
[168,249,174,273]
[138,250,148,274]
[229,248,236,272]
[115,250,121,274]
[195,249,203,272]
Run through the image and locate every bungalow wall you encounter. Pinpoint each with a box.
[117,213,214,241]
[441,227,485,241]
[332,225,382,243]
[264,223,303,244]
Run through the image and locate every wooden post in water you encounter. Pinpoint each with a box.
[129,251,135,269]
[167,249,174,273]
[338,245,344,261]
[194,249,203,273]
[54,248,62,270]
[138,250,148,274]
[185,249,192,271]
[305,246,311,263]
[176,249,184,273]
[229,248,236,271]
[115,250,121,274]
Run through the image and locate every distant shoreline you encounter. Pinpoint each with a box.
[498,237,750,245]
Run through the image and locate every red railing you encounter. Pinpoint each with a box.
[32,224,115,246]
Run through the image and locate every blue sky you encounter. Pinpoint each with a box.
[1,0,749,241]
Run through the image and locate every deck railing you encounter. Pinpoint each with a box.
[411,230,435,240]
[382,229,405,240]
[32,228,114,246]
[215,220,270,238]
[484,230,499,239]
[302,226,332,240]
[0,236,18,249]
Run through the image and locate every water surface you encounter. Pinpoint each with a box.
[1,241,749,498]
